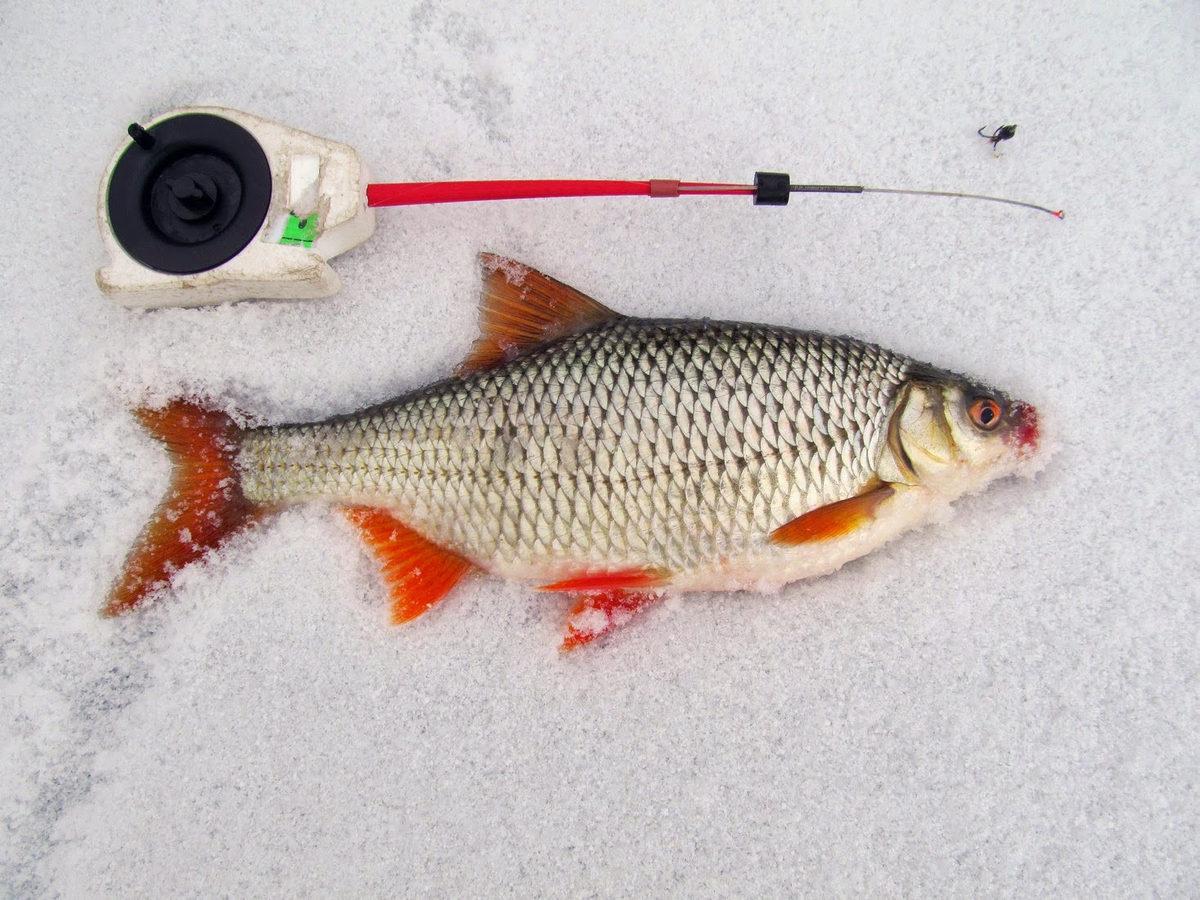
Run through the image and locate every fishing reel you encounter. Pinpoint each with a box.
[97,107,375,308]
[96,107,1061,310]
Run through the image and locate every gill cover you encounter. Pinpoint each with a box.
[885,381,960,484]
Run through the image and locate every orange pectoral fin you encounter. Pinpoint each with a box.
[341,507,474,624]
[770,483,896,546]
[560,590,663,652]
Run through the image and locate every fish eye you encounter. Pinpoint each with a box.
[968,397,1003,431]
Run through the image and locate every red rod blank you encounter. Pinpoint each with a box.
[365,179,755,207]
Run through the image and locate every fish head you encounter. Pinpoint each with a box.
[885,373,1040,493]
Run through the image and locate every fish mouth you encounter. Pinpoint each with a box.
[1003,401,1040,455]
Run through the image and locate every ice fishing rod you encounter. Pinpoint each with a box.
[364,173,1064,219]
[97,107,1062,309]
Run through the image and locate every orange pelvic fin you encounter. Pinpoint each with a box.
[770,483,895,545]
[457,253,622,375]
[560,590,663,652]
[105,400,262,616]
[341,507,474,624]
[538,567,669,593]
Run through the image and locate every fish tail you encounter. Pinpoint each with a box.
[105,400,262,616]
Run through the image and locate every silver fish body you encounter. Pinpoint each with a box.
[243,319,917,586]
[107,255,1041,644]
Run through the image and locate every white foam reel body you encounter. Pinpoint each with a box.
[97,106,376,308]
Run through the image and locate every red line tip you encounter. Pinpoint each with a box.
[1054,210,1065,219]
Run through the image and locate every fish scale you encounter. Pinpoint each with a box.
[239,319,913,575]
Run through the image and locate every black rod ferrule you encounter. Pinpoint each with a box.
[753,171,791,206]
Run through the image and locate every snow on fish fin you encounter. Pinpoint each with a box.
[457,253,623,375]
[559,590,664,652]
[341,507,474,624]
[105,400,264,616]
[538,568,669,651]
[769,483,896,545]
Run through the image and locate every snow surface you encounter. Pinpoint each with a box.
[2,1,1197,896]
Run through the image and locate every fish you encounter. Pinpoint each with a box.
[106,253,1041,650]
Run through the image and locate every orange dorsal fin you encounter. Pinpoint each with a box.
[341,507,474,624]
[560,590,663,652]
[770,483,896,545]
[537,567,668,593]
[105,400,263,616]
[457,253,622,375]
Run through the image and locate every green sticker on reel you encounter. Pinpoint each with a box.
[280,213,318,248]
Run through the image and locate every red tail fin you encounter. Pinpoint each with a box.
[105,400,262,616]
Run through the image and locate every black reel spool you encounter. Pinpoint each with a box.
[106,113,272,275]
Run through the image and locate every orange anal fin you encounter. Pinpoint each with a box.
[105,400,260,616]
[456,253,622,375]
[770,483,896,546]
[538,567,668,593]
[341,507,474,624]
[561,590,663,653]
